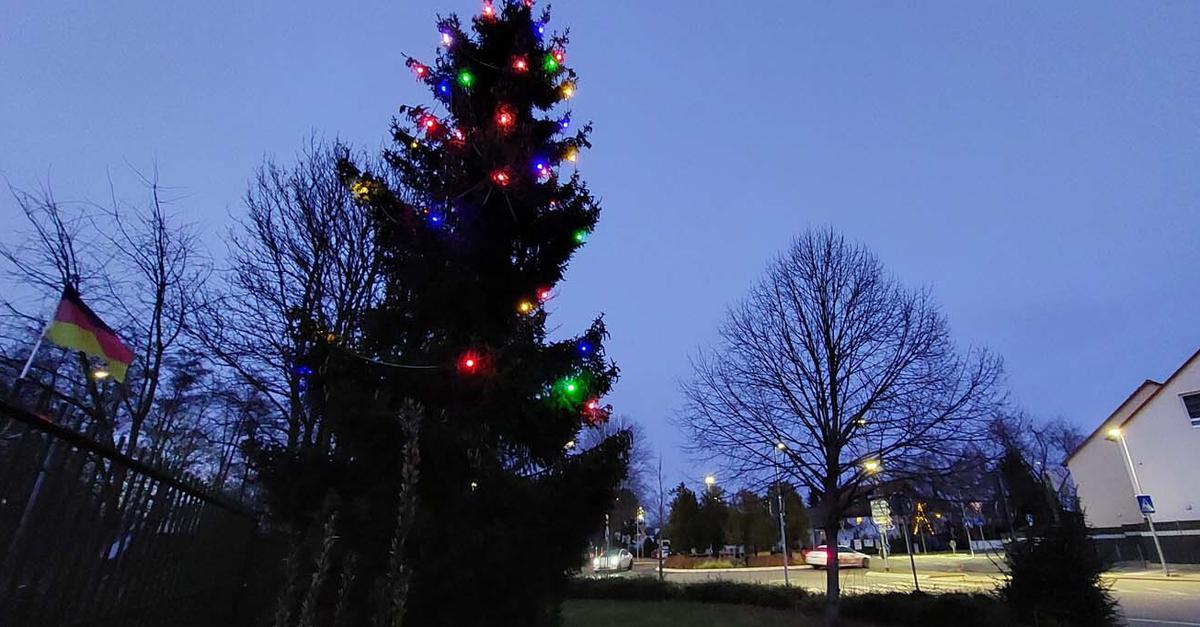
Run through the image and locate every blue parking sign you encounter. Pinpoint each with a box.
[1136,494,1155,515]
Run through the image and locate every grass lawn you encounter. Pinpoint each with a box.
[562,599,873,627]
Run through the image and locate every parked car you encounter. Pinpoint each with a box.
[804,545,870,569]
[592,548,634,571]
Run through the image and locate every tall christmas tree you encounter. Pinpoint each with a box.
[269,2,631,625]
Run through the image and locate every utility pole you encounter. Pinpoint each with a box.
[657,454,665,581]
[774,442,790,586]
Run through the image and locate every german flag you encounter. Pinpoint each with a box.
[45,286,135,382]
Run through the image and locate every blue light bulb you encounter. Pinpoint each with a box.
[534,21,546,40]
[558,116,571,131]
[437,78,452,97]
[578,341,592,355]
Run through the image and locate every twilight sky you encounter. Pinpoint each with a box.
[3,1,1198,487]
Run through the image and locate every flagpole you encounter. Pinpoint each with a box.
[18,308,57,380]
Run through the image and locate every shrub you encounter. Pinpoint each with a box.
[837,592,1014,627]
[694,559,736,569]
[565,576,676,602]
[1001,513,1119,626]
[679,580,812,610]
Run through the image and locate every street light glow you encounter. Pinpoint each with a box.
[863,460,881,473]
[704,474,716,487]
[775,441,787,451]
[1106,427,1122,441]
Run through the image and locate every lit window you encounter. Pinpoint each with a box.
[1183,392,1200,428]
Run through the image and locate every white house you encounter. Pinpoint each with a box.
[1066,348,1200,563]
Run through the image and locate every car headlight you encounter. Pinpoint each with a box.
[592,557,600,567]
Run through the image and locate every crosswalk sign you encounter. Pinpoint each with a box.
[1136,494,1155,515]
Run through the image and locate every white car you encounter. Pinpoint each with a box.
[805,545,870,569]
[592,548,634,571]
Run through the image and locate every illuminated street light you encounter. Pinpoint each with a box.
[92,367,110,380]
[1107,426,1169,576]
[704,474,716,487]
[863,460,881,474]
[775,441,787,451]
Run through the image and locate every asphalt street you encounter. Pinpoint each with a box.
[610,555,1200,627]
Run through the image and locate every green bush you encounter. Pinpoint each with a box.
[679,580,812,610]
[837,592,1015,627]
[567,577,1018,627]
[1001,513,1119,627]
[694,559,736,569]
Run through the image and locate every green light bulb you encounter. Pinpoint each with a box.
[566,382,577,393]
[543,54,559,73]
[573,230,589,244]
[457,69,475,88]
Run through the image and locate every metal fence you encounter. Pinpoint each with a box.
[0,398,260,627]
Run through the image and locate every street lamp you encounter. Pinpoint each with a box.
[1106,427,1169,577]
[773,442,790,586]
[636,506,646,558]
[704,474,716,490]
[863,459,881,474]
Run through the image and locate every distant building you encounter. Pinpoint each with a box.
[1066,349,1200,563]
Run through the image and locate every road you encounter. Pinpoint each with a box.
[615,554,1200,627]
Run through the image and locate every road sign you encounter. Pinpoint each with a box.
[1136,494,1155,515]
[870,498,894,530]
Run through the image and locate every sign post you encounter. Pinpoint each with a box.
[870,498,893,571]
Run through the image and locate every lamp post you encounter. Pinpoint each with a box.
[636,506,646,558]
[773,442,790,586]
[704,474,716,491]
[864,459,890,571]
[1107,428,1169,577]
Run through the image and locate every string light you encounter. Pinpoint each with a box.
[351,180,373,201]
[564,147,579,163]
[491,169,511,187]
[457,69,476,89]
[440,29,454,47]
[543,54,560,73]
[427,210,446,227]
[512,55,529,73]
[481,1,495,19]
[533,21,546,40]
[532,157,551,179]
[558,116,571,131]
[408,60,430,78]
[536,287,553,302]
[437,78,452,97]
[577,341,592,355]
[551,49,566,64]
[517,299,535,314]
[495,105,516,130]
[420,115,439,133]
[572,229,589,244]
[459,351,481,374]
[560,81,576,99]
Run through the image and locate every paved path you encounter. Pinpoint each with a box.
[622,555,1200,626]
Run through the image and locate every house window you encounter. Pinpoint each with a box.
[1184,393,1200,428]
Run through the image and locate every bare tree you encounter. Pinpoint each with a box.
[192,139,386,453]
[679,229,1002,623]
[0,176,208,457]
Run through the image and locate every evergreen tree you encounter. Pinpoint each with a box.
[728,489,776,555]
[698,486,731,556]
[258,3,629,626]
[665,483,701,554]
[1003,511,1119,626]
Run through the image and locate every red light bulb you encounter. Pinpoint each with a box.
[420,115,439,132]
[537,287,552,302]
[495,104,516,131]
[512,56,529,73]
[459,351,481,374]
[481,1,495,18]
[491,169,511,187]
[552,49,566,63]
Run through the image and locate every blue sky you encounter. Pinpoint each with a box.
[3,1,1198,487]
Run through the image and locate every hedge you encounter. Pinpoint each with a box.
[566,577,1018,627]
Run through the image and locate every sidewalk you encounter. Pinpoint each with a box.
[1104,563,1200,583]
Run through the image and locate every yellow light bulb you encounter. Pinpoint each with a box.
[565,148,579,163]
[517,300,534,314]
[560,82,576,99]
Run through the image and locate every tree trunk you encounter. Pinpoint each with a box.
[824,519,841,626]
